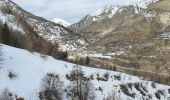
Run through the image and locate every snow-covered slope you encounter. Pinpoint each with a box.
[90,0,159,19]
[89,0,158,18]
[0,0,86,51]
[0,44,169,100]
[50,18,71,27]
[71,0,159,29]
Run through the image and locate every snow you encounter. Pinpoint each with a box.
[156,32,170,40]
[27,16,86,52]
[0,1,25,33]
[134,0,159,9]
[89,0,160,20]
[6,14,25,33]
[88,51,125,59]
[90,5,119,20]
[107,51,125,56]
[89,53,112,59]
[50,18,71,27]
[0,0,84,52]
[0,12,6,23]
[0,1,28,34]
[0,12,25,34]
[59,43,77,51]
[93,17,98,22]
[111,0,159,8]
[0,44,169,100]
[108,6,119,18]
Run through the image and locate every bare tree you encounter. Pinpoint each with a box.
[39,73,64,100]
[68,65,84,99]
[68,65,95,100]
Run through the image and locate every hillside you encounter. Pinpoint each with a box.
[70,0,160,45]
[0,0,87,52]
[0,44,169,100]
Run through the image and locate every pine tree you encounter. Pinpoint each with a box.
[85,56,90,65]
[113,65,116,71]
[1,23,11,45]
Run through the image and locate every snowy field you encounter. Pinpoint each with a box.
[0,44,169,100]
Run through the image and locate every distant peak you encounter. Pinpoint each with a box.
[50,18,71,27]
[90,5,120,17]
[89,0,160,19]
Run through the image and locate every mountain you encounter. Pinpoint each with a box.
[0,0,170,99]
[70,0,160,44]
[0,44,169,100]
[70,0,161,41]
[0,0,169,85]
[50,18,71,27]
[0,0,87,52]
[69,0,170,85]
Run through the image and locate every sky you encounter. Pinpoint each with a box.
[12,0,139,23]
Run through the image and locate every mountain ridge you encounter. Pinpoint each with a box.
[0,0,87,52]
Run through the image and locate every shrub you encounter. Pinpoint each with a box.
[151,82,156,88]
[8,70,17,80]
[120,85,135,98]
[103,72,110,80]
[39,73,64,100]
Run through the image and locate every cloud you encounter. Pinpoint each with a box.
[12,0,139,23]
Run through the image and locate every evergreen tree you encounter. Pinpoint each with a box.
[1,23,11,45]
[85,56,90,65]
[113,65,116,71]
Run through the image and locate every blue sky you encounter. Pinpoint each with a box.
[12,0,138,23]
